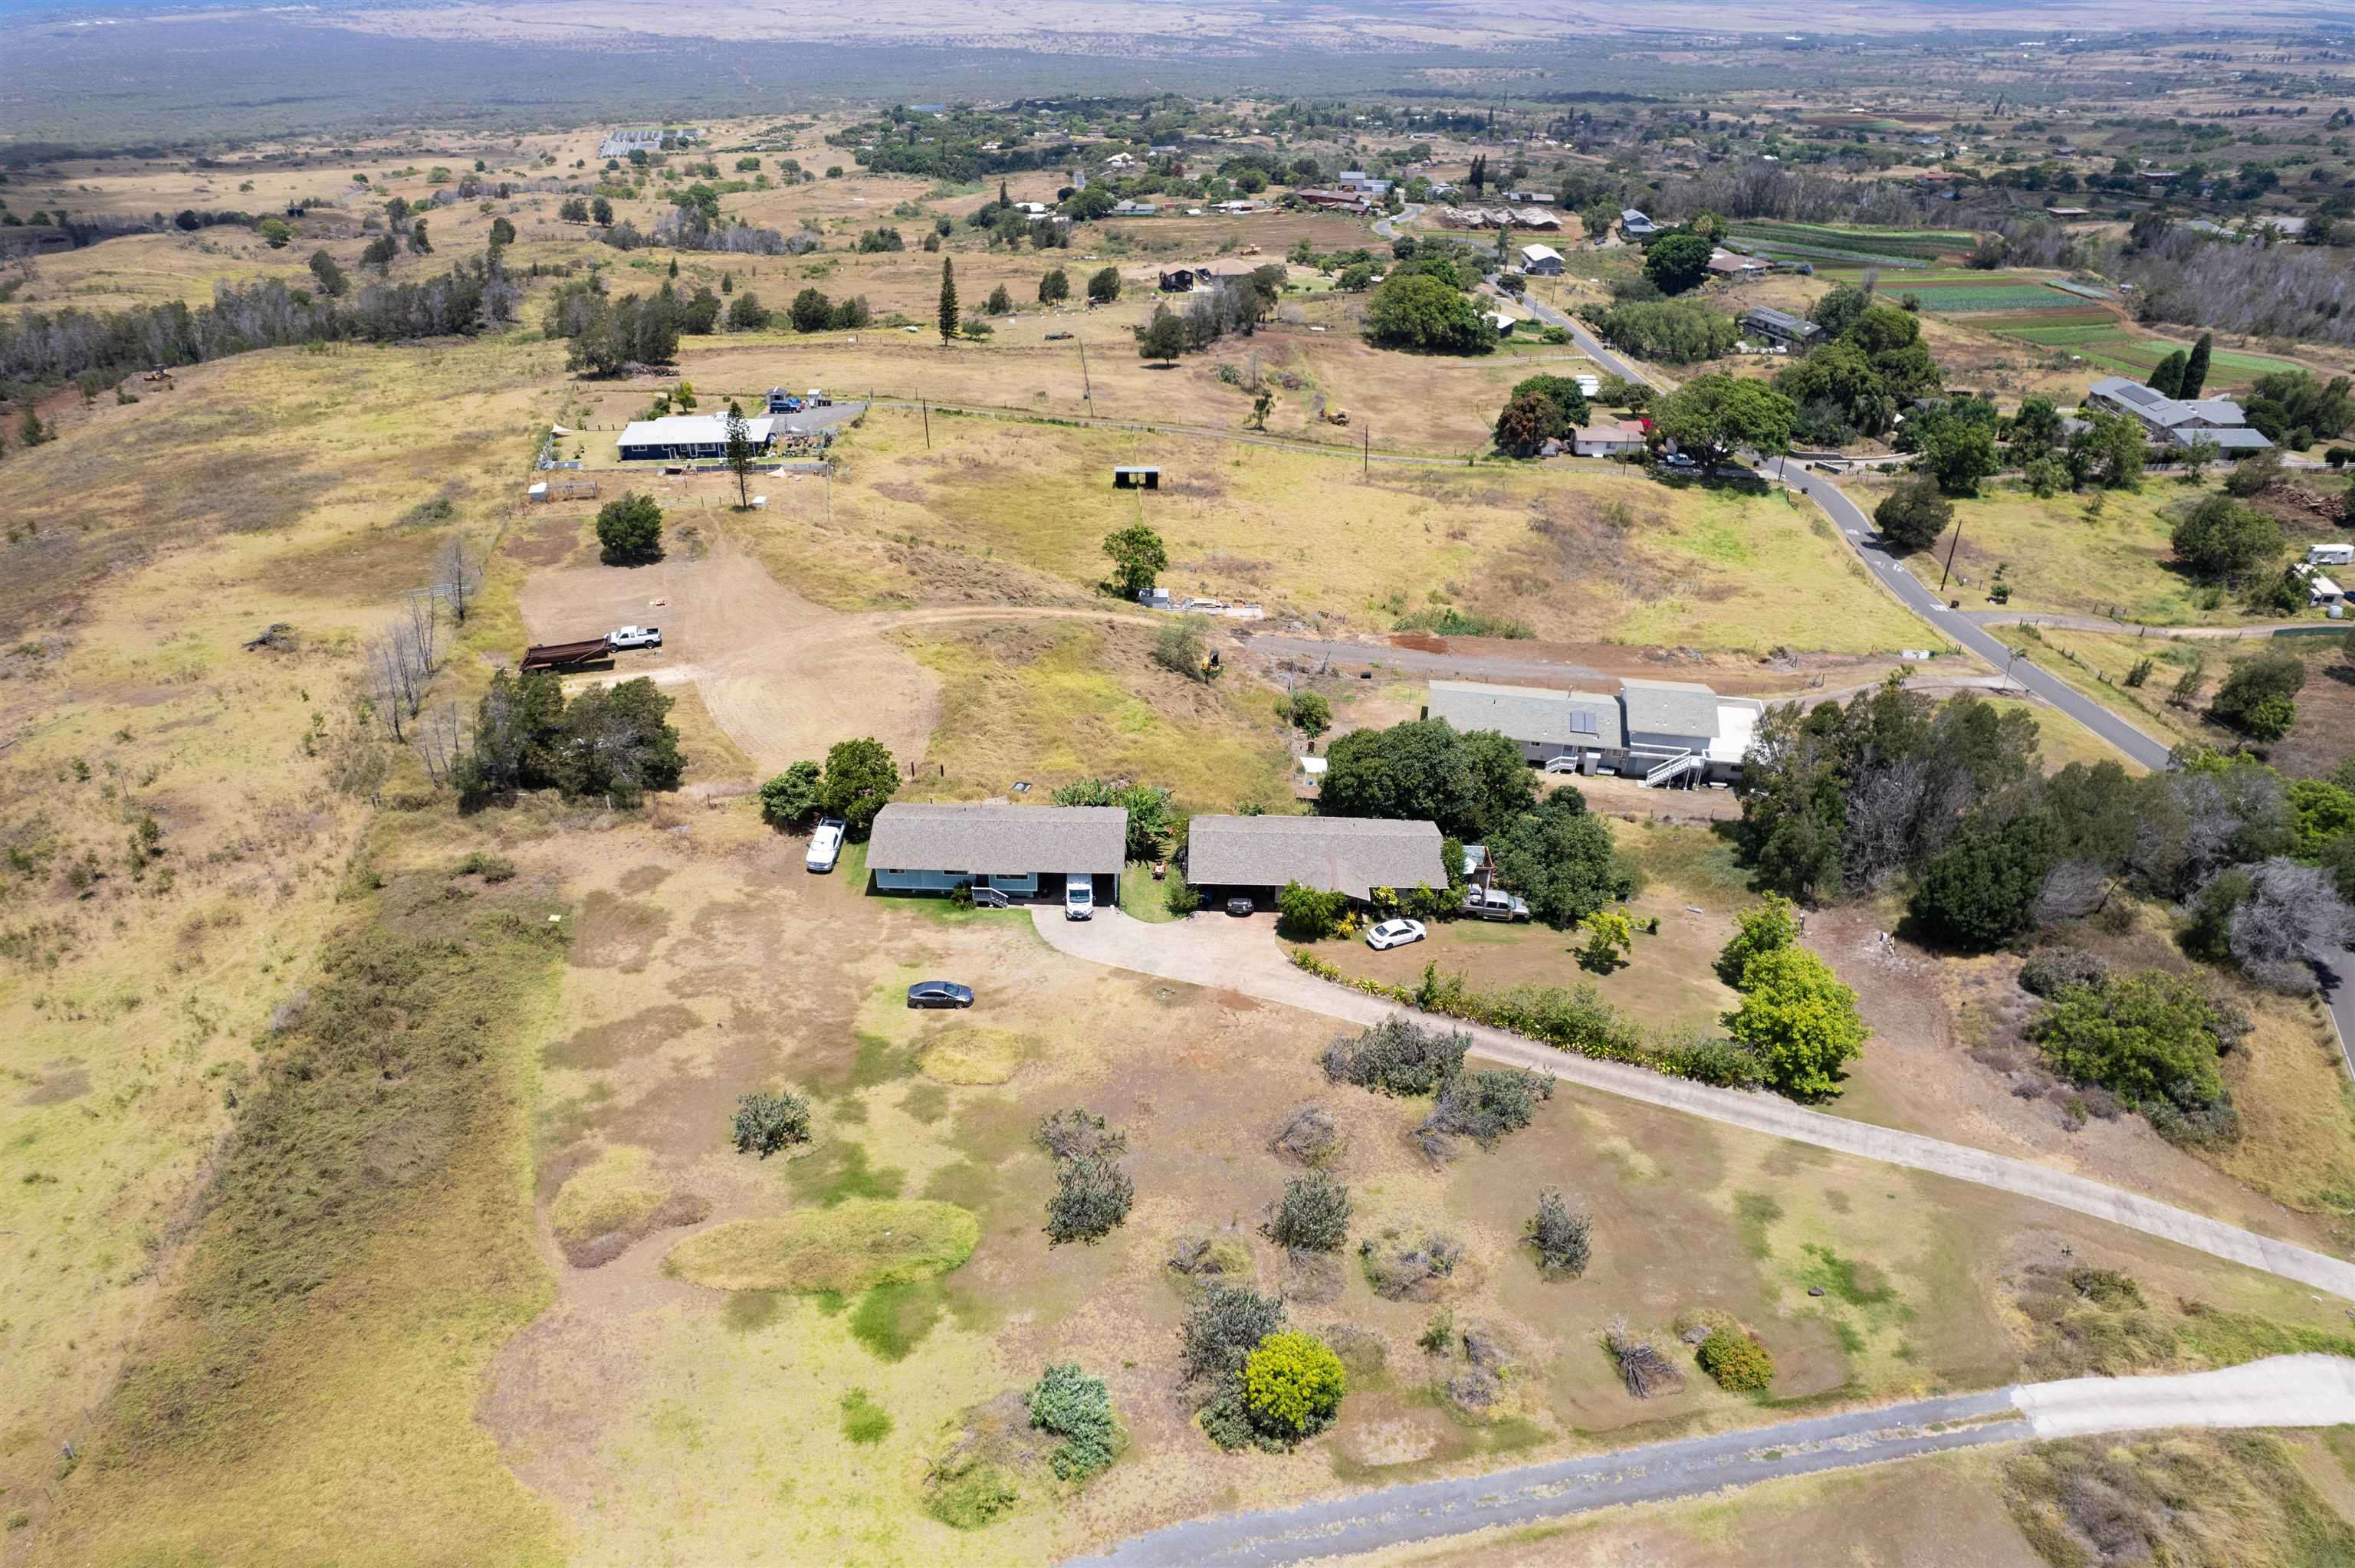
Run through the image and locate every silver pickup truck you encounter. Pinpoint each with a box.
[1462,887,1531,922]
[606,625,662,651]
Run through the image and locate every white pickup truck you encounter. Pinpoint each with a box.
[606,625,662,651]
[1462,887,1531,922]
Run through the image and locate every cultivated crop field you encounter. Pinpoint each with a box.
[1890,277,2085,314]
[1971,310,2308,388]
[1725,221,1963,268]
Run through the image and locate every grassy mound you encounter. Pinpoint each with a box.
[665,1199,978,1293]
[918,1028,1032,1085]
[551,1145,672,1251]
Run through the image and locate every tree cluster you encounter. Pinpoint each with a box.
[1492,374,1594,456]
[1317,717,1534,842]
[1579,298,1739,366]
[1773,287,1943,445]
[455,671,684,807]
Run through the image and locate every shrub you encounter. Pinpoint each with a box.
[1523,1187,1591,1278]
[1418,1308,1456,1356]
[757,759,822,828]
[1044,1154,1133,1246]
[1414,1068,1553,1161]
[1181,1282,1286,1383]
[1151,615,1209,681]
[1265,1171,1352,1252]
[1036,1107,1126,1161]
[839,1387,893,1444]
[925,1457,1017,1530]
[2210,651,2305,740]
[1360,1229,1465,1300]
[454,850,516,882]
[2029,969,2230,1116]
[1716,894,1801,986]
[1697,1328,1775,1392]
[1164,870,1200,915]
[1240,1331,1348,1439]
[1277,881,1352,940]
[730,1090,812,1158]
[1647,1032,1765,1087]
[1026,1363,1118,1481]
[2019,947,2110,999]
[1320,1015,1468,1097]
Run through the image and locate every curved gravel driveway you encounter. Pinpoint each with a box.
[1032,907,2355,1300]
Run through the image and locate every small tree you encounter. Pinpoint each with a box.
[1239,1332,1346,1441]
[1722,946,1869,1098]
[307,248,348,297]
[1181,1283,1286,1383]
[731,1089,812,1157]
[1088,265,1122,303]
[1523,1187,1591,1278]
[1265,1170,1352,1252]
[2211,651,2305,740]
[723,407,757,508]
[757,760,823,828]
[1287,691,1332,739]
[1039,267,1071,304]
[985,284,1013,316]
[1716,893,1800,984]
[434,535,483,624]
[726,292,770,330]
[1101,523,1168,599]
[595,491,664,564]
[818,737,898,838]
[1140,307,1187,363]
[1578,908,1634,972]
[938,257,959,342]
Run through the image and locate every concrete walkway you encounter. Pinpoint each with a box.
[1066,1355,2355,1566]
[1033,908,2355,1300]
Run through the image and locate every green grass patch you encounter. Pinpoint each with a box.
[847,1279,948,1362]
[663,1199,978,1293]
[1798,1242,1899,1307]
[917,1027,1032,1085]
[1733,1192,1783,1259]
[839,1387,895,1444]
[1118,861,1184,923]
[796,1138,908,1206]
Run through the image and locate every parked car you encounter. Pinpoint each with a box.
[1064,876,1095,921]
[906,980,975,1009]
[805,817,846,874]
[1463,887,1531,922]
[606,625,662,650]
[1366,918,1427,951]
[1224,896,1255,917]
[1660,452,1700,472]
[1045,331,1075,341]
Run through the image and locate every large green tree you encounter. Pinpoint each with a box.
[1908,812,2055,950]
[1101,523,1168,597]
[1651,374,1795,472]
[937,257,958,342]
[1488,791,1633,930]
[1362,273,1493,356]
[2180,333,2213,401]
[1641,231,1714,296]
[594,491,664,564]
[1317,719,1533,842]
[1874,477,1954,553]
[2170,496,2283,585]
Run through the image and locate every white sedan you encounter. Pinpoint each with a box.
[1366,918,1427,951]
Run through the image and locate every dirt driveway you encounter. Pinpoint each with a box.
[519,541,1140,773]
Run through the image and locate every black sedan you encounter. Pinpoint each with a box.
[906,980,976,1009]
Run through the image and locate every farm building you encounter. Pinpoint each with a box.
[1424,681,1623,769]
[1519,243,1564,274]
[1742,307,1823,348]
[616,415,781,463]
[1421,677,1762,786]
[865,803,1127,904]
[1185,815,1448,907]
[1707,248,1773,278]
[1620,209,1659,238]
[2086,378,2271,451]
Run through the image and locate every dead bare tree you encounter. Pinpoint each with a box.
[2035,861,2116,926]
[363,634,415,740]
[1603,1316,1683,1399]
[415,701,468,789]
[403,588,442,679]
[435,536,483,624]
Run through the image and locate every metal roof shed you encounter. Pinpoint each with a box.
[1113,466,1161,490]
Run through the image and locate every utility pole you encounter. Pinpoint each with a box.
[1362,422,1370,477]
[920,393,931,451]
[1936,513,1966,594]
[1076,338,1094,418]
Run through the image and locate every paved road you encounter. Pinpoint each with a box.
[1510,287,1644,385]
[1069,1356,2355,1566]
[1033,908,2355,1299]
[1369,202,1422,241]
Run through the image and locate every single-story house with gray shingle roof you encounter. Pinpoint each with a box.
[1185,815,1446,907]
[1424,680,1623,766]
[866,802,1126,902]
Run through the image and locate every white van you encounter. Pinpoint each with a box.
[1064,875,1095,920]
